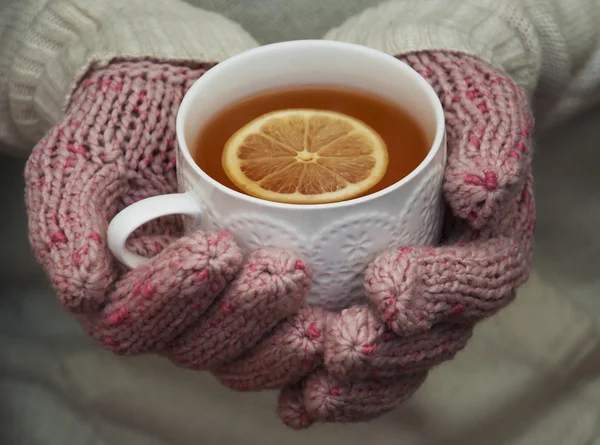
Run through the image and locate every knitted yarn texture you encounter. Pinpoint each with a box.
[276,52,535,428]
[24,61,322,385]
[24,53,534,428]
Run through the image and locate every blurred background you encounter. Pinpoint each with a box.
[1,108,599,443]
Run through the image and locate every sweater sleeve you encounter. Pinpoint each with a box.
[324,0,600,131]
[0,0,258,155]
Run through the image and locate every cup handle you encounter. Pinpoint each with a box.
[107,192,202,269]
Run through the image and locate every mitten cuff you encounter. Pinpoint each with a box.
[324,0,541,95]
[6,0,257,150]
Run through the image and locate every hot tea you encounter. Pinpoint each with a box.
[193,85,428,203]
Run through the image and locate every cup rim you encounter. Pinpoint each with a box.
[176,39,445,211]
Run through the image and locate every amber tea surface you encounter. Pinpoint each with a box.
[193,85,429,201]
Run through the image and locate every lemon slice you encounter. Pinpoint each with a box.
[222,109,388,204]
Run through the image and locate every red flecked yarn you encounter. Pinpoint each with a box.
[406,52,533,229]
[279,369,428,428]
[24,61,317,380]
[24,51,534,429]
[276,52,534,428]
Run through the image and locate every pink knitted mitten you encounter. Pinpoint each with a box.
[24,54,534,428]
[24,61,326,388]
[277,52,535,428]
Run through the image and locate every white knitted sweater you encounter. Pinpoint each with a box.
[1,0,599,154]
[1,2,600,444]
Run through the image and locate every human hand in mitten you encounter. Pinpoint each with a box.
[24,60,328,387]
[276,50,535,428]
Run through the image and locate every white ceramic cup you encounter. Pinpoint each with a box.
[107,40,446,309]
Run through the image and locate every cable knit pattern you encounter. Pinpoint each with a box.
[276,51,535,428]
[323,0,541,95]
[1,0,258,150]
[4,0,600,153]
